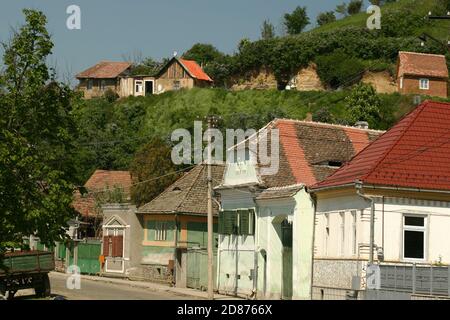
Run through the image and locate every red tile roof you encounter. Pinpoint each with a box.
[84,170,132,193]
[312,101,450,192]
[76,61,132,79]
[398,52,448,79]
[72,170,132,217]
[179,58,213,82]
[247,119,383,189]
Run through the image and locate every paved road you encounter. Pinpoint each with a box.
[15,273,200,300]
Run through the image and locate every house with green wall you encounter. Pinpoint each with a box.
[216,119,383,300]
[134,164,224,288]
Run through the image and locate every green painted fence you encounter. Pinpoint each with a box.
[77,240,102,275]
[57,240,101,275]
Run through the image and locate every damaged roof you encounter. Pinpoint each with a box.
[138,164,225,215]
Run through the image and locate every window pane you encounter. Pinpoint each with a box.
[405,216,424,227]
[404,231,424,259]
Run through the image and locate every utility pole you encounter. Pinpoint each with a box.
[206,115,215,300]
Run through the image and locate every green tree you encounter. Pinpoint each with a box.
[335,3,348,17]
[284,6,310,35]
[130,138,183,207]
[183,43,224,66]
[317,11,337,26]
[0,9,78,251]
[347,0,363,15]
[261,20,276,39]
[130,57,166,76]
[345,83,382,127]
[315,50,365,89]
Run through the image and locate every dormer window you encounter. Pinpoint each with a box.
[328,161,343,168]
[419,78,429,90]
[315,160,343,168]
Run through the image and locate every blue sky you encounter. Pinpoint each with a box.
[0,1,370,80]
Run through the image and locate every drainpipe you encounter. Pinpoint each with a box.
[173,213,178,287]
[355,182,375,265]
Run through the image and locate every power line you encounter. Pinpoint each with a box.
[79,164,196,196]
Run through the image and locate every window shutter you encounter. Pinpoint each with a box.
[102,236,110,256]
[114,235,124,258]
[239,210,249,235]
[218,211,224,234]
[223,211,237,235]
[249,209,255,235]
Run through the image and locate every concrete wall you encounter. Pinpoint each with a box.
[102,204,141,277]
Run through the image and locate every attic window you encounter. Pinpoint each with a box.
[316,161,343,168]
[328,161,343,168]
[172,187,181,192]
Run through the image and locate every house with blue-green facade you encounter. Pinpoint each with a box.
[134,164,224,288]
[216,119,382,299]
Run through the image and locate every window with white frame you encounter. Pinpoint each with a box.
[155,222,167,241]
[135,80,143,94]
[419,78,429,90]
[87,79,93,90]
[403,215,426,260]
[351,210,357,255]
[340,212,345,256]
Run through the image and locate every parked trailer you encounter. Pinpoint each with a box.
[0,250,54,300]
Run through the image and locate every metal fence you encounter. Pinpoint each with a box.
[379,264,450,297]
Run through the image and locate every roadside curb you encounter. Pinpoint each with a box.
[50,272,238,300]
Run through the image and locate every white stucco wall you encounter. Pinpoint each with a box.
[315,194,450,265]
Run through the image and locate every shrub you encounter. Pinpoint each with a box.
[315,50,365,89]
[317,11,337,26]
[345,83,382,127]
[104,88,119,103]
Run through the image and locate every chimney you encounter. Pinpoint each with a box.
[355,121,369,130]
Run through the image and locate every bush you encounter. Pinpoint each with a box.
[315,50,365,89]
[317,11,336,26]
[103,88,119,103]
[345,83,382,127]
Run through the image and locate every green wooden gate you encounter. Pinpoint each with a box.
[187,249,217,291]
[77,240,101,275]
[61,240,101,275]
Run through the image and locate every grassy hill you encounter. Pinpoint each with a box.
[313,0,450,39]
[73,87,446,182]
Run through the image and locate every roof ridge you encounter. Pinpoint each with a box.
[399,51,446,58]
[274,118,384,133]
[360,102,429,182]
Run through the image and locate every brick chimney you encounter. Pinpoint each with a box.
[355,121,369,130]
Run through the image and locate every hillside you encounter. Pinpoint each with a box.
[313,0,450,39]
[204,0,450,89]
[73,88,447,183]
